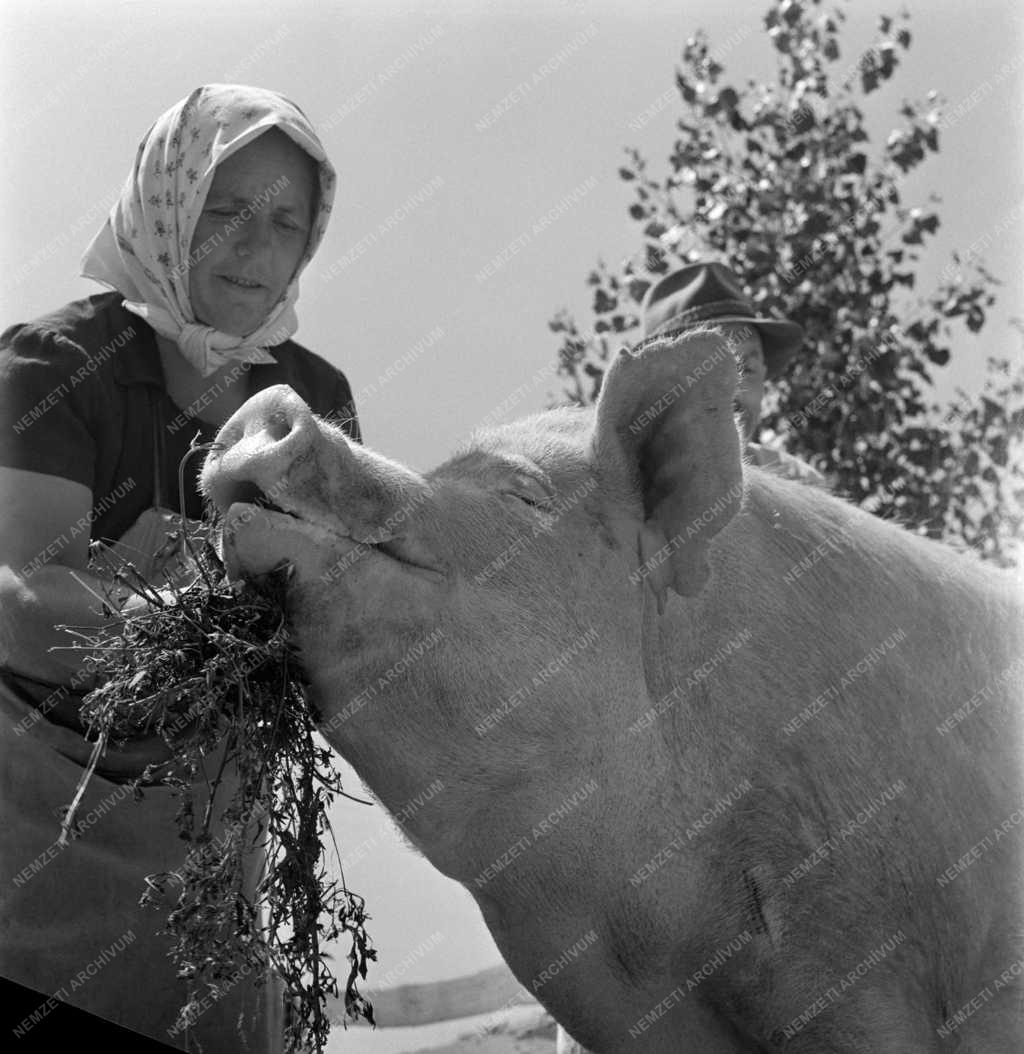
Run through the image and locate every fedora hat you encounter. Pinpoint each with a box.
[641,261,804,379]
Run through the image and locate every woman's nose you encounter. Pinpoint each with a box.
[234,216,273,256]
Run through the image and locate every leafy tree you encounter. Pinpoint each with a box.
[550,0,1023,565]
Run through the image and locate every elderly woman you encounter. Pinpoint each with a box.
[0,85,359,1050]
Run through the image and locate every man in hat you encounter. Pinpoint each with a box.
[639,260,826,486]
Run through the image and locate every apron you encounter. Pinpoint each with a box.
[0,397,283,1051]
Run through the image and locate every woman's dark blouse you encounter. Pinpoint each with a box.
[0,292,360,543]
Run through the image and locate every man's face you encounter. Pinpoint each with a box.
[720,323,766,444]
[188,128,317,338]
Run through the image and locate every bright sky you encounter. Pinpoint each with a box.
[2,0,1022,1049]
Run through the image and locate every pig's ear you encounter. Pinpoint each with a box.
[593,330,744,605]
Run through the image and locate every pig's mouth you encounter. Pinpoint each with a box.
[218,480,444,577]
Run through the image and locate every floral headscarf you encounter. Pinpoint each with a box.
[81,84,336,377]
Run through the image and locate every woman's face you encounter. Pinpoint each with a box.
[188,128,317,337]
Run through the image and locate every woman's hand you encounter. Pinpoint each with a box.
[0,467,206,679]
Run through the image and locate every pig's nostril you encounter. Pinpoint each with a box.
[264,411,293,443]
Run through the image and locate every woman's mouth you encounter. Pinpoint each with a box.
[221,275,264,291]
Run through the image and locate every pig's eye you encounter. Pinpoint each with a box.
[501,473,553,510]
[496,464,555,511]
[501,489,558,514]
[500,490,546,508]
[509,493,547,509]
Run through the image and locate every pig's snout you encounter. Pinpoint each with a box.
[202,384,319,513]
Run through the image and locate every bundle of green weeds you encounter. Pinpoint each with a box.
[60,523,375,1053]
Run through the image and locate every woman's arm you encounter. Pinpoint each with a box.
[0,466,129,683]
